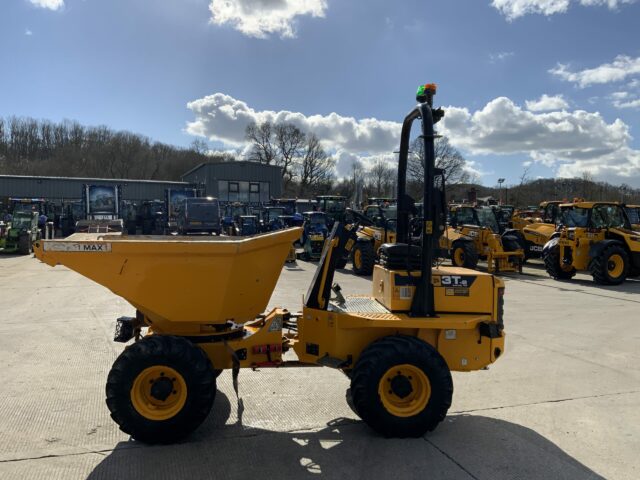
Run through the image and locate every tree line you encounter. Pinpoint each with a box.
[0,116,223,181]
[3,115,635,207]
[448,174,640,207]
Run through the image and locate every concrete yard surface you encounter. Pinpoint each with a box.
[0,254,639,479]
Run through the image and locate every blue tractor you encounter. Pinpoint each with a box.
[299,211,329,261]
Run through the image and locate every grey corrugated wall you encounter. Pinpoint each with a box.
[0,175,191,202]
[181,161,283,199]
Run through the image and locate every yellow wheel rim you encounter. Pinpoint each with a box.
[453,248,465,266]
[378,364,431,417]
[131,366,187,421]
[608,254,624,278]
[354,248,362,269]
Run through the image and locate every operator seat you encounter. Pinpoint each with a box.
[379,243,422,270]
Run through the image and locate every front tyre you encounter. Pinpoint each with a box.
[350,336,453,437]
[589,244,629,285]
[451,240,478,269]
[351,241,375,276]
[106,335,216,444]
[543,244,576,280]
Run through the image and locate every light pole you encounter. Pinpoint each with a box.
[498,178,505,205]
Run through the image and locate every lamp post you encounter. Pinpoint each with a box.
[498,178,505,205]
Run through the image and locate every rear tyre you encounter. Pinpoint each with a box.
[501,235,521,252]
[589,244,629,285]
[350,336,453,437]
[451,241,478,269]
[352,242,375,276]
[106,335,216,444]
[543,245,575,280]
[18,234,31,255]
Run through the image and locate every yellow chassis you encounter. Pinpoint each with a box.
[185,303,504,374]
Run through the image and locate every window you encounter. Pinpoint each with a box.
[455,208,476,226]
[217,181,228,201]
[249,183,260,203]
[228,182,239,202]
[591,205,626,229]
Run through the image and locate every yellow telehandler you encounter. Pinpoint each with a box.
[543,201,640,284]
[348,205,397,275]
[34,84,506,444]
[512,201,563,260]
[440,205,524,273]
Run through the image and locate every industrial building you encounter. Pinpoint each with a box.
[0,175,191,203]
[181,161,282,204]
[0,161,282,204]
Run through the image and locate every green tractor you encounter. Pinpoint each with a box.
[3,211,40,255]
[316,195,347,227]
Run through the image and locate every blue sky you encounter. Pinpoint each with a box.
[2,0,640,187]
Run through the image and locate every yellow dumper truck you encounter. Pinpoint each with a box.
[34,84,506,444]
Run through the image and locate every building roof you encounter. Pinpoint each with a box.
[181,160,282,179]
[0,174,188,185]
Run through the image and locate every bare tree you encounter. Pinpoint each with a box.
[245,121,277,165]
[408,136,469,185]
[298,133,335,195]
[367,158,395,197]
[275,123,306,186]
[519,164,532,186]
[190,139,209,156]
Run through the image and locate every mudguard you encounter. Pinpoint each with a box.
[502,228,521,238]
[542,236,560,255]
[588,239,625,259]
[355,235,374,244]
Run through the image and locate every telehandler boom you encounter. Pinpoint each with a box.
[34,84,506,443]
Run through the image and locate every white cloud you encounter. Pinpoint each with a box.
[491,0,635,20]
[440,97,630,157]
[186,93,399,154]
[611,93,640,109]
[186,92,640,185]
[489,51,514,63]
[28,0,64,10]
[550,55,640,87]
[209,0,327,38]
[25,29,33,36]
[525,94,569,111]
[439,96,640,184]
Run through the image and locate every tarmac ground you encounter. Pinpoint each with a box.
[0,252,639,479]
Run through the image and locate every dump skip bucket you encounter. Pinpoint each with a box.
[34,228,301,326]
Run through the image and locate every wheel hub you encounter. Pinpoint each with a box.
[130,365,187,421]
[390,374,413,399]
[378,364,432,417]
[150,376,174,402]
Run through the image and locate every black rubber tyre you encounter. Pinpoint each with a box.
[350,336,453,438]
[451,240,478,269]
[18,234,31,255]
[589,244,629,285]
[501,235,521,252]
[335,254,348,269]
[351,241,375,276]
[106,335,216,444]
[543,245,576,280]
